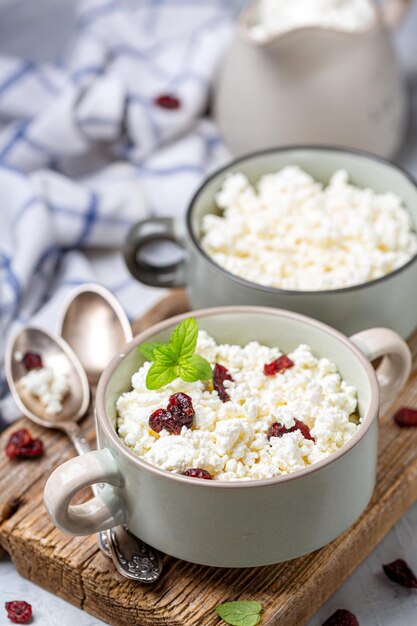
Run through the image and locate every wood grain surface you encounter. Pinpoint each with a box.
[1,292,417,626]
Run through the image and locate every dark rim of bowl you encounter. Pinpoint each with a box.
[96,305,380,489]
[186,144,417,296]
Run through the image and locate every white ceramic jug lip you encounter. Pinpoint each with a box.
[238,0,379,46]
[96,305,381,490]
[185,144,417,297]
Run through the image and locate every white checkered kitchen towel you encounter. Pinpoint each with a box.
[0,0,238,428]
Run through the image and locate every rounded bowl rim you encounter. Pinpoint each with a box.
[96,305,380,489]
[186,144,417,296]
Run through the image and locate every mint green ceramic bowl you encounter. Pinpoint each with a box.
[44,306,411,567]
[124,146,417,338]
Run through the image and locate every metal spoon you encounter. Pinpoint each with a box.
[5,326,91,453]
[5,325,163,583]
[57,283,163,582]
[57,283,133,386]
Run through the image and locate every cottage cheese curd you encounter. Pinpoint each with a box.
[200,167,417,291]
[251,0,374,40]
[20,367,70,415]
[116,331,360,481]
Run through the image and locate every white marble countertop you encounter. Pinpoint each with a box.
[3,500,417,626]
[1,1,417,625]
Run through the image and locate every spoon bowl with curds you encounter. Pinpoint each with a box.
[56,282,164,582]
[5,326,91,453]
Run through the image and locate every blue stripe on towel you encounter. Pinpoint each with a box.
[77,192,99,245]
[49,202,134,228]
[0,61,34,98]
[0,252,22,305]
[0,119,31,162]
[11,196,40,230]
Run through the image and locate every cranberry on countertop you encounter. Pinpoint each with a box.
[322,609,359,626]
[5,600,32,624]
[383,559,417,588]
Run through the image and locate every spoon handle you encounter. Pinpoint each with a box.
[62,422,163,582]
[64,422,91,455]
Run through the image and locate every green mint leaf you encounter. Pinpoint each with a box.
[146,362,178,390]
[175,361,200,383]
[215,601,262,626]
[139,341,165,361]
[143,317,211,390]
[188,354,213,381]
[169,317,198,360]
[154,344,179,366]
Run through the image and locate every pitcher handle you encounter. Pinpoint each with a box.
[44,448,126,535]
[350,328,411,413]
[382,0,413,29]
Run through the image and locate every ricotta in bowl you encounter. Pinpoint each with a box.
[116,330,360,481]
[200,167,417,291]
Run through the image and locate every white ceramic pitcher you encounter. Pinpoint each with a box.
[214,0,411,158]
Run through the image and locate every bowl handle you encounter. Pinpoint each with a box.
[44,448,126,536]
[123,217,187,288]
[350,328,411,413]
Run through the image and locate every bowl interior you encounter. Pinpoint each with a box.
[104,309,375,438]
[189,146,417,246]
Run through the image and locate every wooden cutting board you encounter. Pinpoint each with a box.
[1,290,417,626]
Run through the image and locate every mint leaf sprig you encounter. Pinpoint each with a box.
[139,317,213,390]
[216,601,262,626]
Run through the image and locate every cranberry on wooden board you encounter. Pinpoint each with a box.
[393,407,417,427]
[263,355,294,376]
[5,429,44,460]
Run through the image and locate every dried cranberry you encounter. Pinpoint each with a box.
[5,600,32,624]
[263,355,294,376]
[17,438,44,459]
[22,351,42,371]
[167,392,194,429]
[267,419,314,441]
[5,429,44,460]
[182,468,212,479]
[393,407,417,427]
[5,429,32,459]
[154,94,181,110]
[383,559,417,588]
[213,363,234,402]
[149,408,171,433]
[322,609,358,626]
[148,393,195,435]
